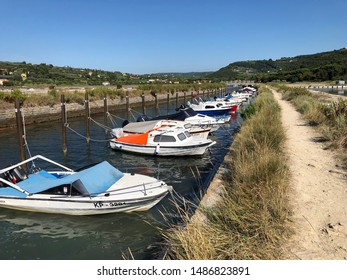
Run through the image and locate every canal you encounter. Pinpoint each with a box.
[0,99,244,260]
[311,87,347,97]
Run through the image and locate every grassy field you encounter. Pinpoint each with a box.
[162,86,292,259]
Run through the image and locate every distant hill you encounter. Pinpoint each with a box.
[0,61,212,86]
[146,72,212,78]
[208,48,347,82]
[0,61,129,86]
[2,48,346,86]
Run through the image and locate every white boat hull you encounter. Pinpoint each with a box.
[0,166,172,215]
[0,192,169,215]
[110,140,215,156]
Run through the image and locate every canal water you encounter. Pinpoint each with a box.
[311,87,347,97]
[0,99,244,260]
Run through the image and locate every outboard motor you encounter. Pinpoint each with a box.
[122,120,129,127]
[176,104,187,111]
[136,115,149,122]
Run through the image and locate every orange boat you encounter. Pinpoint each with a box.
[110,121,215,156]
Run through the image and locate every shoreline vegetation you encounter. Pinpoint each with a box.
[161,84,346,260]
[0,83,225,129]
[162,86,292,259]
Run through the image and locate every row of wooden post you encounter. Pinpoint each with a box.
[15,88,226,159]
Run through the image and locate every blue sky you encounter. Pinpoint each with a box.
[1,0,346,74]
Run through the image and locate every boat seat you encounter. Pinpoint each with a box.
[0,173,7,187]
[10,165,28,182]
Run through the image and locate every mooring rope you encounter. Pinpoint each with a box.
[129,107,144,116]
[64,123,113,142]
[89,117,113,132]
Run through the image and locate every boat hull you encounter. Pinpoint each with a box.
[110,140,215,156]
[193,108,231,116]
[0,164,172,215]
[0,192,169,215]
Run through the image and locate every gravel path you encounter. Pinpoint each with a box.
[272,88,347,260]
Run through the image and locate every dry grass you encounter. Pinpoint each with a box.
[162,86,292,260]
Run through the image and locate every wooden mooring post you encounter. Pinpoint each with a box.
[61,95,67,155]
[166,92,170,115]
[14,98,26,163]
[175,91,178,108]
[85,92,90,144]
[154,93,159,116]
[103,94,108,136]
[141,93,146,115]
[126,92,130,120]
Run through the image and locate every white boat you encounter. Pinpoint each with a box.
[0,155,172,215]
[214,94,244,105]
[187,97,238,115]
[114,119,211,139]
[110,124,215,156]
[137,107,229,133]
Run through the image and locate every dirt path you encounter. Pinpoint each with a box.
[271,88,347,260]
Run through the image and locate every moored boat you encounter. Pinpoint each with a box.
[0,155,172,215]
[137,107,229,133]
[187,97,238,115]
[114,119,211,139]
[110,124,215,156]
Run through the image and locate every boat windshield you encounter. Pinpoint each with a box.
[153,135,177,143]
[177,132,187,141]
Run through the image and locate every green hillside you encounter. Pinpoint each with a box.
[2,48,346,86]
[0,61,212,86]
[208,48,347,82]
[0,61,134,86]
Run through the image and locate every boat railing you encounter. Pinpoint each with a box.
[0,155,74,175]
[0,177,30,195]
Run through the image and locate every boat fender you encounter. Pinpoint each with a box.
[155,144,160,155]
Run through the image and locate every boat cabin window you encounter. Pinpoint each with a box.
[153,135,176,143]
[205,105,215,109]
[184,131,191,138]
[183,124,191,130]
[177,132,187,141]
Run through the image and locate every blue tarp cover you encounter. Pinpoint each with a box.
[0,161,124,198]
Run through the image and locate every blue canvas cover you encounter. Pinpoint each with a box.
[0,161,124,198]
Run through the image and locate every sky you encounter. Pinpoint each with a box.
[0,0,346,74]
